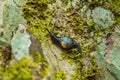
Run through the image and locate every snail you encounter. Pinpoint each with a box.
[46,29,82,54]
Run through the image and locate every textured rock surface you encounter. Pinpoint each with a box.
[0,0,25,46]
[94,27,120,80]
[42,42,76,80]
[0,0,75,79]
[0,0,30,60]
[0,1,10,48]
[86,6,120,80]
[0,0,120,80]
[86,7,115,27]
[11,24,31,60]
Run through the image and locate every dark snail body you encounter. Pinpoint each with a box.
[46,29,82,54]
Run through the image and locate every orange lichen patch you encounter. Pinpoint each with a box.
[104,33,114,57]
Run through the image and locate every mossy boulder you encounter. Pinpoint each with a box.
[0,0,120,80]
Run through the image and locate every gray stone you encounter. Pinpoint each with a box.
[0,1,10,48]
[42,42,76,80]
[86,7,115,28]
[94,27,120,80]
[0,0,26,47]
[0,0,30,60]
[11,24,31,60]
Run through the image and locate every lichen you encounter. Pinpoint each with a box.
[11,24,31,60]
[21,0,119,80]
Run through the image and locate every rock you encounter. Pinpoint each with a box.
[11,24,31,60]
[0,0,31,60]
[0,1,10,48]
[42,42,76,80]
[29,35,43,56]
[0,0,26,48]
[94,27,120,80]
[86,7,115,28]
[0,0,119,80]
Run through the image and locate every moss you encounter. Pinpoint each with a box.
[0,52,49,80]
[110,0,120,14]
[61,50,101,80]
[55,70,66,80]
[0,58,33,80]
[22,0,54,43]
[22,0,119,80]
[22,0,102,79]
